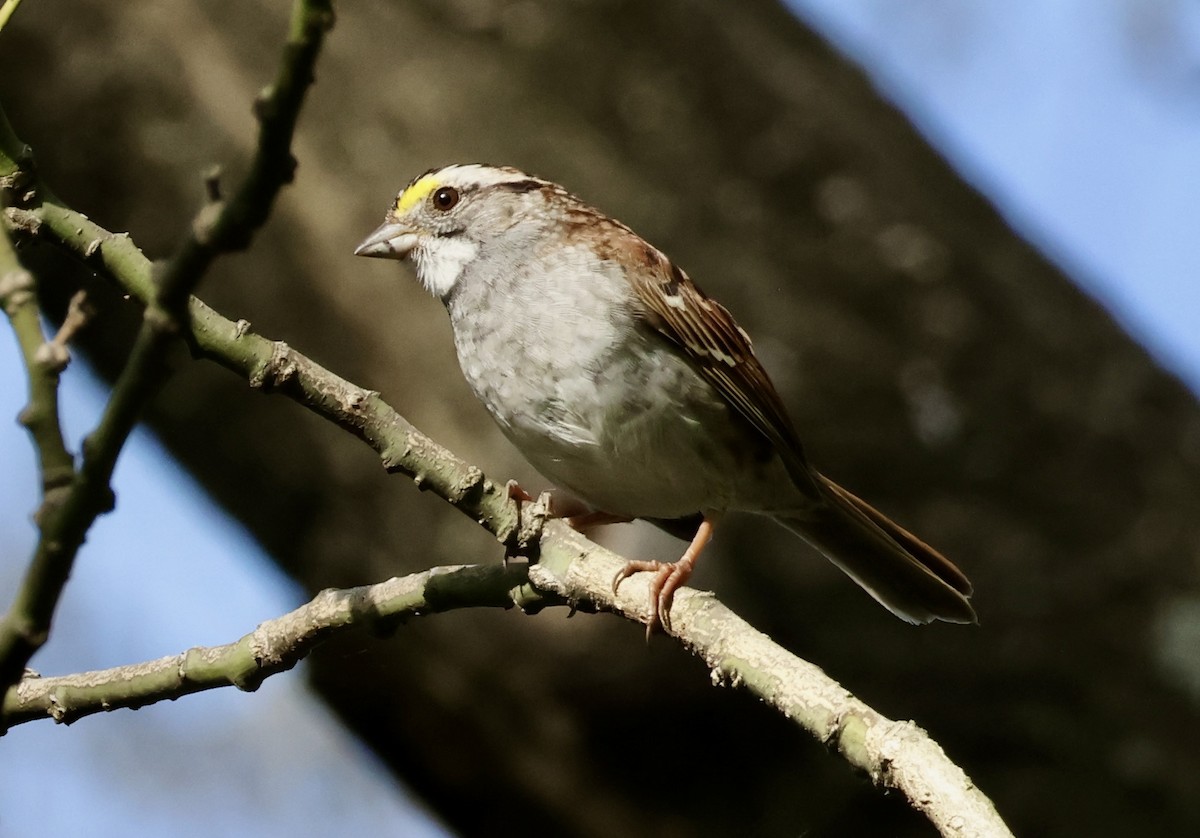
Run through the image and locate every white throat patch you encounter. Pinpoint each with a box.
[413,236,479,299]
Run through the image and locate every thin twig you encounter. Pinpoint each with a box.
[0,210,75,522]
[0,0,335,692]
[0,206,72,690]
[4,198,527,550]
[33,290,93,374]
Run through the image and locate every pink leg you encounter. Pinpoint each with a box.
[612,515,717,638]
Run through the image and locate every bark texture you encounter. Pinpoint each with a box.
[4,0,1199,835]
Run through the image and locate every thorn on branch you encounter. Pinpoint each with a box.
[31,342,69,376]
[46,692,66,723]
[61,290,95,337]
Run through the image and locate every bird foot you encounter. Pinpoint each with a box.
[611,516,716,640]
[611,558,695,639]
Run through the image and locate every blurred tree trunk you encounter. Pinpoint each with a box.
[5,0,1199,835]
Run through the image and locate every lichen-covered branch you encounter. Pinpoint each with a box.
[531,528,1014,838]
[1,519,1012,836]
[0,0,334,692]
[3,562,547,727]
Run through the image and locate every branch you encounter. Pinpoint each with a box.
[0,205,74,503]
[0,0,23,34]
[152,0,335,312]
[3,203,1011,835]
[0,0,334,691]
[531,534,1013,838]
[1,523,1012,837]
[0,185,78,688]
[3,563,547,726]
[3,199,530,551]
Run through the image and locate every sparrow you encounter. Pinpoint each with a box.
[356,164,975,633]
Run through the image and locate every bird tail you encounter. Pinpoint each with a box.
[773,473,976,625]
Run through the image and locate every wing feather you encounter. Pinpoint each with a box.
[618,238,815,492]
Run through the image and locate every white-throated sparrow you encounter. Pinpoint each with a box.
[356,164,975,632]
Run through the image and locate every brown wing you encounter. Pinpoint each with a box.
[620,238,817,493]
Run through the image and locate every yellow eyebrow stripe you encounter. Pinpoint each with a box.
[396,175,440,214]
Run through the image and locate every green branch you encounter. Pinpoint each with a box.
[4,198,531,551]
[0,191,77,692]
[152,0,335,313]
[1,521,1013,837]
[3,563,548,727]
[0,0,335,692]
[0,210,74,499]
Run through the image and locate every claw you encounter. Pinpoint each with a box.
[505,479,535,504]
[611,515,717,637]
[504,480,542,565]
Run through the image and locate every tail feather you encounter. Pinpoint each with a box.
[816,475,973,597]
[774,474,977,625]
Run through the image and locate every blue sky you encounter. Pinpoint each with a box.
[0,362,447,837]
[3,3,1198,835]
[790,0,1200,395]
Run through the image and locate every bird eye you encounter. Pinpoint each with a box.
[432,186,460,211]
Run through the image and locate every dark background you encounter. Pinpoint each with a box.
[3,0,1199,835]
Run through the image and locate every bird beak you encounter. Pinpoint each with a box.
[354,222,419,260]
